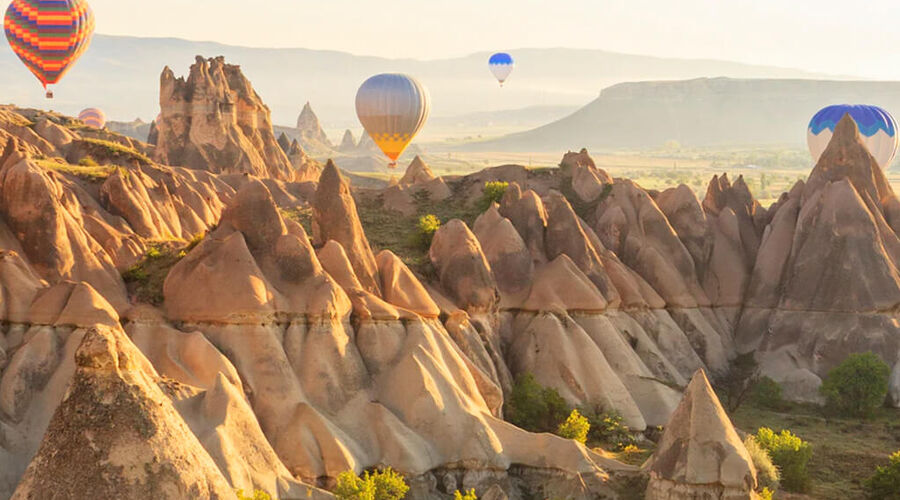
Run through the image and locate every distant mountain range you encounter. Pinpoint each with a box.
[0,35,839,129]
[466,78,900,152]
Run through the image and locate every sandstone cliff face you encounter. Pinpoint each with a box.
[737,115,900,403]
[154,56,295,180]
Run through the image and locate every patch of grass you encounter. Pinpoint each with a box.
[35,158,116,182]
[610,444,654,466]
[122,238,203,305]
[733,401,900,499]
[356,183,480,277]
[280,206,313,235]
[81,137,151,165]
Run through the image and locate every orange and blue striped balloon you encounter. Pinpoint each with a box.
[4,0,95,92]
[78,107,104,128]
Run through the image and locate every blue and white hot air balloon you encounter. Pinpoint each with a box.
[808,104,899,169]
[488,52,514,86]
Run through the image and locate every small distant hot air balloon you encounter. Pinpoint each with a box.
[488,52,514,86]
[4,0,96,99]
[808,104,899,169]
[355,74,430,168]
[78,107,105,129]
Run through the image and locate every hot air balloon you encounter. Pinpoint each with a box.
[78,107,105,129]
[4,0,96,99]
[488,52,514,86]
[808,104,899,169]
[355,74,430,168]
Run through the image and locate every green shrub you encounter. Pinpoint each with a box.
[235,490,272,500]
[820,352,890,418]
[334,468,409,500]
[864,450,900,500]
[751,377,784,410]
[582,408,636,451]
[477,181,508,212]
[557,409,590,444]
[454,490,477,500]
[755,427,812,492]
[505,373,569,434]
[743,435,780,491]
[146,246,163,260]
[78,156,98,167]
[414,214,441,250]
[758,487,774,500]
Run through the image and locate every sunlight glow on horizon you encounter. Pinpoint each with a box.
[86,0,900,79]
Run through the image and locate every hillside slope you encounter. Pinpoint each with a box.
[470,78,900,151]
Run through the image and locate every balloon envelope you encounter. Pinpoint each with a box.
[78,107,105,129]
[808,104,899,168]
[355,74,430,165]
[4,0,95,91]
[489,52,514,85]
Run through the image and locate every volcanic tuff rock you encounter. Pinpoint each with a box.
[338,129,356,152]
[154,56,295,180]
[737,114,900,403]
[313,161,381,294]
[296,101,333,152]
[645,369,759,500]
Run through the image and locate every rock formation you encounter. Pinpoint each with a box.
[399,155,436,185]
[154,56,294,180]
[338,129,356,152]
[737,114,900,402]
[645,369,759,500]
[296,102,332,153]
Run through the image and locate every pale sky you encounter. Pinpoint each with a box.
[89,0,900,79]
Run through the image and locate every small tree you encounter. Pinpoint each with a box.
[414,214,441,250]
[864,450,900,500]
[557,409,590,444]
[751,377,784,410]
[477,181,509,212]
[755,427,812,492]
[505,373,569,433]
[334,468,409,500]
[819,352,890,418]
[717,352,760,412]
[582,407,636,451]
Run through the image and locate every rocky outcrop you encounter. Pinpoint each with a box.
[11,326,237,499]
[737,114,900,403]
[400,156,436,185]
[645,369,759,500]
[313,161,380,294]
[155,56,294,180]
[296,102,332,153]
[338,129,356,152]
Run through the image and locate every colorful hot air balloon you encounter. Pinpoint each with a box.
[78,107,105,129]
[355,74,430,168]
[808,104,899,169]
[488,52,514,86]
[4,0,96,98]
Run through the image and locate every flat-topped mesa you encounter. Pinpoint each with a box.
[645,369,759,500]
[155,56,294,180]
[806,113,896,205]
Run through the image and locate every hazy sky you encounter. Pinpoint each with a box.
[89,0,900,79]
